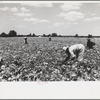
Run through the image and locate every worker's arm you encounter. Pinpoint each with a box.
[69,48,76,59]
[62,55,70,64]
[70,56,76,60]
[62,47,71,64]
[92,42,95,46]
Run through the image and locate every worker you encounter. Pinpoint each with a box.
[87,38,95,49]
[62,44,85,64]
[24,37,28,44]
[49,36,51,41]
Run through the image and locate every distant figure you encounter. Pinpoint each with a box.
[87,38,95,49]
[24,37,28,44]
[0,57,4,67]
[62,44,85,64]
[49,36,51,41]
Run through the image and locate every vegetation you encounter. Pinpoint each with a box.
[1,30,100,38]
[0,37,100,81]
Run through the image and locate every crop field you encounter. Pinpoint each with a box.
[0,37,100,81]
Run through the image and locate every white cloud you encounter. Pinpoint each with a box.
[84,18,92,21]
[38,19,50,23]
[60,3,82,11]
[14,12,32,17]
[24,18,39,22]
[21,3,53,7]
[0,7,9,11]
[59,11,84,21]
[54,22,64,27]
[0,7,18,12]
[11,7,18,12]
[24,17,50,23]
[85,17,100,21]
[93,17,100,20]
[21,7,30,12]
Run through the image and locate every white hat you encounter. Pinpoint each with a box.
[63,46,69,51]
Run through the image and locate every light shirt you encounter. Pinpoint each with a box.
[69,44,85,58]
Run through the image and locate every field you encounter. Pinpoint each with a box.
[0,37,100,81]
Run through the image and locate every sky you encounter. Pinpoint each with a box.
[0,1,100,36]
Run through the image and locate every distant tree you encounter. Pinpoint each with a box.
[8,30,17,37]
[75,34,78,37]
[0,32,8,37]
[88,34,92,38]
[58,35,62,37]
[43,34,46,37]
[30,33,32,36]
[27,33,32,37]
[33,33,36,37]
[48,34,51,37]
[51,33,57,37]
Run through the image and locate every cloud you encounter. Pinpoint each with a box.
[0,7,18,12]
[13,7,31,17]
[0,7,9,11]
[24,17,50,23]
[21,3,53,7]
[84,18,92,21]
[38,19,50,23]
[11,7,18,12]
[24,18,39,21]
[14,12,32,17]
[85,17,100,21]
[21,7,30,12]
[54,22,64,27]
[93,17,100,20]
[59,11,84,21]
[60,3,82,11]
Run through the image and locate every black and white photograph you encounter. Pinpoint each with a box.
[0,1,100,82]
[1,1,100,99]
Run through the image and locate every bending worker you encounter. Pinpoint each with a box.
[62,44,85,64]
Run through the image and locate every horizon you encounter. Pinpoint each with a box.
[0,1,100,36]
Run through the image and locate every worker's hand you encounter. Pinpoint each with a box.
[71,56,76,60]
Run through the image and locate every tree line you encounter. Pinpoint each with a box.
[0,30,99,38]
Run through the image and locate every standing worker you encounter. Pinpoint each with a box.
[87,38,95,49]
[49,36,51,41]
[62,44,85,64]
[24,37,28,44]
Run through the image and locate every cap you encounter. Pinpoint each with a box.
[63,46,69,51]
